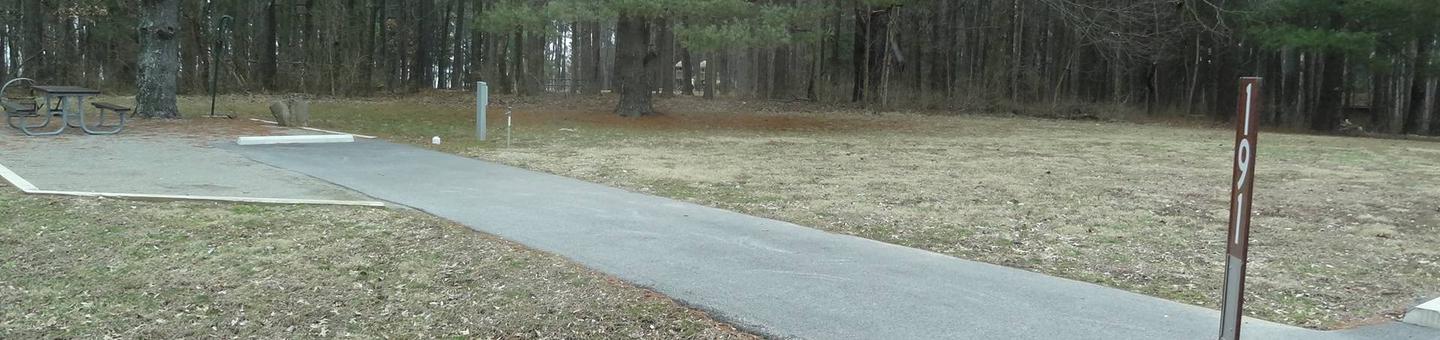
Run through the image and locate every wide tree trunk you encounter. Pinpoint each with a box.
[137,0,181,119]
[614,13,654,117]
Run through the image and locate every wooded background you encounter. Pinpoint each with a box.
[0,0,1436,132]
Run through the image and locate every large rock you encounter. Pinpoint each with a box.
[1405,298,1440,329]
[269,101,291,126]
[287,99,310,127]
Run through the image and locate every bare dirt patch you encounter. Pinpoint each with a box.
[0,188,753,339]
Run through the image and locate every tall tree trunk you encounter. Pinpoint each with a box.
[469,0,486,87]
[1314,50,1345,131]
[851,6,867,102]
[414,0,435,89]
[1,26,8,82]
[20,0,45,80]
[754,48,771,97]
[772,44,790,99]
[1009,0,1023,102]
[59,15,74,85]
[718,51,731,95]
[1422,78,1436,136]
[260,0,278,91]
[1214,40,1241,123]
[499,35,512,93]
[524,27,545,95]
[437,0,454,88]
[183,2,204,93]
[584,21,602,95]
[494,31,511,94]
[852,6,891,104]
[511,29,526,95]
[453,0,467,88]
[614,13,654,116]
[1393,58,1410,133]
[361,0,378,93]
[601,24,615,92]
[1372,62,1392,130]
[570,22,584,94]
[298,0,314,91]
[138,0,182,119]
[656,19,674,97]
[1406,37,1430,134]
[704,52,717,99]
[681,48,695,96]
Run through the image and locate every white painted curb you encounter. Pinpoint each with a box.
[1404,298,1440,329]
[0,162,38,191]
[0,162,383,207]
[237,134,355,146]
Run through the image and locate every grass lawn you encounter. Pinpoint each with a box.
[0,187,752,338]
[175,93,1440,329]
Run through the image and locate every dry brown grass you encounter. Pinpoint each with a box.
[0,187,753,339]
[167,93,1440,330]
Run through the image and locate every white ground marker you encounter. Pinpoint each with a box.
[237,134,355,145]
[249,118,378,139]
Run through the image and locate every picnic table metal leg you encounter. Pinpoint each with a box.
[17,95,66,136]
[79,97,124,135]
[6,109,53,130]
[64,97,83,128]
[7,95,54,130]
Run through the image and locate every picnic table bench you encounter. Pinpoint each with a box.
[0,99,36,114]
[89,101,132,134]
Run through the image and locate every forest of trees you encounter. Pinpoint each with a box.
[0,0,1437,132]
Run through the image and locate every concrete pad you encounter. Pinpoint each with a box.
[1404,298,1440,329]
[237,134,354,145]
[0,135,372,202]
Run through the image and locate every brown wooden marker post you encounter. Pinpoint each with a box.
[1219,77,1262,340]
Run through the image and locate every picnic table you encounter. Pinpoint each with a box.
[2,79,128,136]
